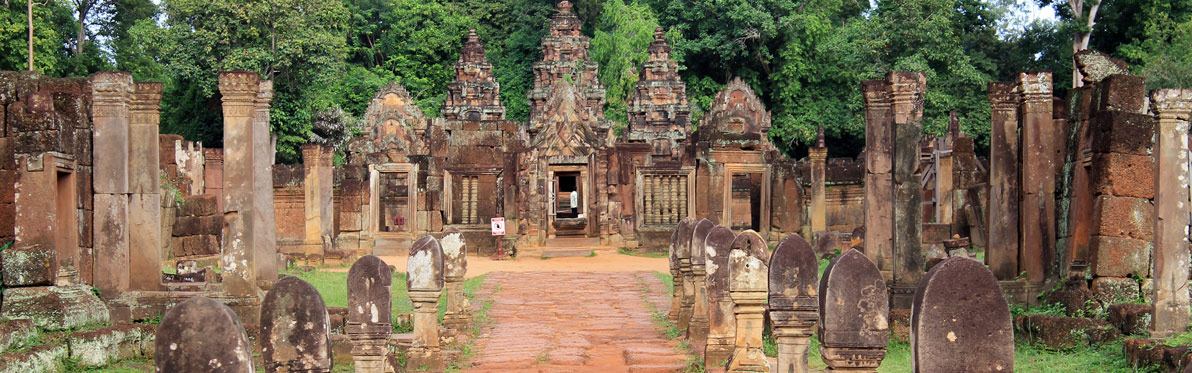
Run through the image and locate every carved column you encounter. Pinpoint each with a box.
[1151,89,1192,338]
[302,144,333,253]
[254,81,278,283]
[987,82,1020,280]
[810,126,828,233]
[1017,72,1055,283]
[219,71,261,297]
[888,71,926,310]
[409,289,443,370]
[128,82,163,291]
[861,80,893,272]
[935,138,954,225]
[91,72,133,294]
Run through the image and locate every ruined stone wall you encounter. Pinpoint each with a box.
[170,194,221,258]
[333,165,370,253]
[273,164,305,252]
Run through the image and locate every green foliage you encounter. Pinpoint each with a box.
[590,0,663,124]
[0,2,72,74]
[1120,13,1192,89]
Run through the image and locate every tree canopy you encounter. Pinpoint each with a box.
[4,0,1190,162]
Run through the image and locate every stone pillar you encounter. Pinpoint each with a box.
[254,80,278,283]
[128,82,163,291]
[1151,89,1192,338]
[303,144,334,252]
[203,148,224,210]
[407,236,445,371]
[703,225,737,368]
[810,125,828,233]
[861,81,894,271]
[1018,72,1056,283]
[668,228,683,322]
[987,82,1020,280]
[889,71,926,310]
[91,72,133,295]
[219,71,261,297]
[677,217,696,331]
[768,234,819,373]
[688,219,715,351]
[347,255,392,373]
[726,230,770,372]
[935,138,954,225]
[441,228,471,335]
[818,249,888,371]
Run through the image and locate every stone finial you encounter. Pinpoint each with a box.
[818,249,888,370]
[654,27,665,41]
[911,257,1013,372]
[261,276,332,372]
[726,230,770,372]
[1152,89,1192,120]
[768,233,820,373]
[155,297,254,372]
[557,0,573,13]
[815,124,826,148]
[218,70,261,97]
[702,225,738,367]
[407,235,445,292]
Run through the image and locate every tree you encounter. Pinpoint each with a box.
[590,0,662,125]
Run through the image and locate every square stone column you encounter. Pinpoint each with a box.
[254,80,278,283]
[1150,88,1192,338]
[935,137,953,225]
[861,80,893,272]
[888,71,926,309]
[129,82,163,291]
[1017,72,1056,283]
[219,71,261,297]
[302,144,334,251]
[987,82,1020,280]
[91,71,133,295]
[810,126,828,233]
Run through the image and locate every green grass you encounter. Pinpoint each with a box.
[619,248,669,258]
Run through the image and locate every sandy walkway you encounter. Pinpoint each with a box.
[325,250,669,278]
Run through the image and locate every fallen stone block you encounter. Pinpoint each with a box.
[0,285,110,331]
[1014,315,1121,350]
[0,319,36,351]
[0,344,67,372]
[1107,303,1152,336]
[1123,338,1192,372]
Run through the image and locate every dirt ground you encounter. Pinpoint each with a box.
[324,248,670,277]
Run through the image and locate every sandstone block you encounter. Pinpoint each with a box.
[0,284,110,331]
[1107,303,1152,336]
[1091,195,1154,241]
[1090,235,1151,277]
[1088,153,1155,199]
[177,194,218,217]
[1,244,56,287]
[1014,315,1120,350]
[1091,277,1144,306]
[1089,111,1155,156]
[1098,74,1148,114]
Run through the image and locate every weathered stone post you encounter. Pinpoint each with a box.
[91,71,133,295]
[726,230,770,372]
[128,82,163,291]
[261,276,332,372]
[441,227,471,335]
[889,71,926,309]
[810,125,828,233]
[911,257,1014,372]
[688,219,715,349]
[155,297,254,372]
[303,144,334,254]
[703,225,737,368]
[987,82,1020,280]
[819,249,888,371]
[347,255,392,372]
[668,228,683,322]
[768,234,819,373]
[219,71,262,297]
[676,217,696,331]
[407,236,446,371]
[1151,88,1192,338]
[935,129,954,225]
[255,80,278,283]
[1018,72,1056,283]
[861,80,893,271]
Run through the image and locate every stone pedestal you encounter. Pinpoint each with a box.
[668,265,682,322]
[678,257,695,331]
[408,290,444,371]
[1150,89,1192,338]
[688,264,709,347]
[771,310,816,373]
[727,289,768,372]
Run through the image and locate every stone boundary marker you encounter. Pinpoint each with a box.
[703,225,738,368]
[346,254,392,372]
[261,275,333,372]
[154,296,254,372]
[911,256,1013,372]
[768,233,819,373]
[726,229,770,372]
[819,248,888,371]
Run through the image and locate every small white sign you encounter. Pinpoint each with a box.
[491,217,506,236]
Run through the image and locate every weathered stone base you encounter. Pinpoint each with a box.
[1014,315,1121,350]
[1124,338,1192,371]
[66,323,156,367]
[819,346,885,372]
[0,285,109,331]
[104,289,262,325]
[726,346,769,372]
[0,344,68,372]
[704,338,735,368]
[0,319,36,351]
[406,348,444,371]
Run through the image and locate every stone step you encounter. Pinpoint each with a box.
[66,323,156,368]
[542,249,594,258]
[627,363,690,372]
[0,344,68,372]
[0,319,36,352]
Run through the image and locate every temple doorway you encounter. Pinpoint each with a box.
[549,167,588,237]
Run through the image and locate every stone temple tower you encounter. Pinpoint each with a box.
[527,0,607,135]
[625,27,692,159]
[442,29,505,121]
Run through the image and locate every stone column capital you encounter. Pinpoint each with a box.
[1016,71,1053,102]
[861,80,891,105]
[809,147,828,160]
[988,82,1020,109]
[91,72,134,99]
[218,70,261,101]
[255,80,274,105]
[131,82,163,111]
[1152,89,1192,120]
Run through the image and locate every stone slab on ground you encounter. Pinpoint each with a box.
[460,271,691,372]
[541,249,594,258]
[0,285,110,331]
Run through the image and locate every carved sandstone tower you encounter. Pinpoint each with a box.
[528,0,607,136]
[443,29,505,121]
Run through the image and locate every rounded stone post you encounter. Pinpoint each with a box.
[1151,88,1192,338]
[769,234,820,373]
[703,225,738,368]
[441,228,471,335]
[407,236,446,371]
[726,230,770,372]
[818,249,888,372]
[347,255,392,372]
[676,217,696,331]
[668,228,683,322]
[688,219,715,350]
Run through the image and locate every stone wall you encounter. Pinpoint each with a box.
[170,194,221,258]
[273,164,305,252]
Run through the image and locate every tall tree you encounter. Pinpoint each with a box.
[590,0,662,126]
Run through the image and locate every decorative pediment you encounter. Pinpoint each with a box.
[362,83,427,153]
[531,80,604,157]
[704,77,771,135]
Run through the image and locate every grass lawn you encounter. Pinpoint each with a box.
[654,270,1138,372]
[282,268,488,328]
